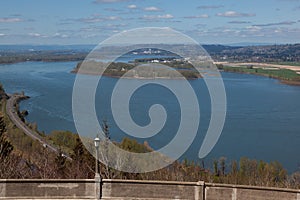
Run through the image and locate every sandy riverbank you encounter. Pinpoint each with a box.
[215,62,300,73]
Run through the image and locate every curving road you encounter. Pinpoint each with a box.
[6,94,71,160]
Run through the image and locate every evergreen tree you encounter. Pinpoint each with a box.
[0,114,13,160]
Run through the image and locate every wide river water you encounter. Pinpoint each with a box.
[0,61,300,172]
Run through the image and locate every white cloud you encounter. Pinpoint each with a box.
[186,25,286,41]
[216,11,255,17]
[239,26,300,38]
[26,32,71,39]
[75,15,121,23]
[106,16,119,20]
[246,26,262,31]
[144,6,161,11]
[158,14,173,19]
[141,14,174,20]
[184,14,209,19]
[253,21,296,27]
[127,4,137,9]
[80,18,103,23]
[28,33,48,38]
[53,33,69,38]
[0,33,6,37]
[28,33,42,37]
[0,17,23,23]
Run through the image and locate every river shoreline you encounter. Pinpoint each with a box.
[73,67,300,85]
[70,71,201,80]
[221,68,300,86]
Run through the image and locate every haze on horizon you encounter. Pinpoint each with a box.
[0,0,300,45]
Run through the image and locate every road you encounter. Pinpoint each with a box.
[6,94,71,159]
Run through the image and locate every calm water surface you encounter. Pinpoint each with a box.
[0,61,300,172]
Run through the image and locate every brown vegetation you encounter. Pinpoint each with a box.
[0,112,299,189]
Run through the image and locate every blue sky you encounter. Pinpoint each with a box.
[0,0,300,45]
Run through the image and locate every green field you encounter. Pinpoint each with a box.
[222,65,300,83]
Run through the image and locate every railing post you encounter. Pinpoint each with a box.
[95,174,102,199]
[195,181,205,200]
[202,181,206,200]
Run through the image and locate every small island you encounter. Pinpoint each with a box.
[71,58,202,80]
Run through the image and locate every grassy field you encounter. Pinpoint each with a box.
[222,65,300,83]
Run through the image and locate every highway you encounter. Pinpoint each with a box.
[6,94,71,159]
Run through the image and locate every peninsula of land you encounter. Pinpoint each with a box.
[71,59,202,79]
[215,62,300,85]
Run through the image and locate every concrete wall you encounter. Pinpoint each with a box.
[102,180,300,200]
[0,179,96,199]
[0,179,300,199]
[102,179,204,199]
[205,183,300,200]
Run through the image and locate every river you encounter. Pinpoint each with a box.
[0,61,300,172]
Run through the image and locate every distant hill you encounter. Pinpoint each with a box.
[0,45,95,52]
[224,42,276,47]
[202,44,241,54]
[0,43,299,64]
[211,43,300,62]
